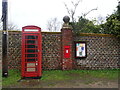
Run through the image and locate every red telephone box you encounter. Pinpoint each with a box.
[21,25,42,78]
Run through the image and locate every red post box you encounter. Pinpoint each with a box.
[64,46,70,58]
[21,25,42,78]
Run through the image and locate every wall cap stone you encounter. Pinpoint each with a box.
[79,33,115,37]
[41,32,61,34]
[5,31,116,37]
[7,31,62,34]
[7,30,21,32]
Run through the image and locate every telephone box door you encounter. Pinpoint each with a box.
[21,26,42,78]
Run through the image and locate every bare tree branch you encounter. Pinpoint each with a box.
[64,0,81,22]
[0,22,19,30]
[64,3,71,16]
[47,18,61,32]
[7,23,19,30]
[82,8,98,18]
[96,15,106,25]
[64,0,98,23]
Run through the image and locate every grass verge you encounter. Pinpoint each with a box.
[2,69,21,86]
[2,69,119,87]
[41,69,119,81]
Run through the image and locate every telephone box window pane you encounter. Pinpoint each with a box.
[27,40,35,44]
[27,68,36,72]
[27,49,37,53]
[27,59,37,61]
[27,45,38,48]
[26,36,38,39]
[27,54,37,57]
[27,63,35,67]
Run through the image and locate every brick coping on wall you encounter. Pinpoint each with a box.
[41,32,61,34]
[79,33,115,37]
[2,31,61,34]
[2,30,115,37]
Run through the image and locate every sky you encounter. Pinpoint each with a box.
[0,0,119,31]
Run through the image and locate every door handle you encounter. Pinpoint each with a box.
[36,63,38,65]
[36,61,38,65]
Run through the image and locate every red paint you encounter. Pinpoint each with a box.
[21,25,42,78]
[64,46,70,58]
